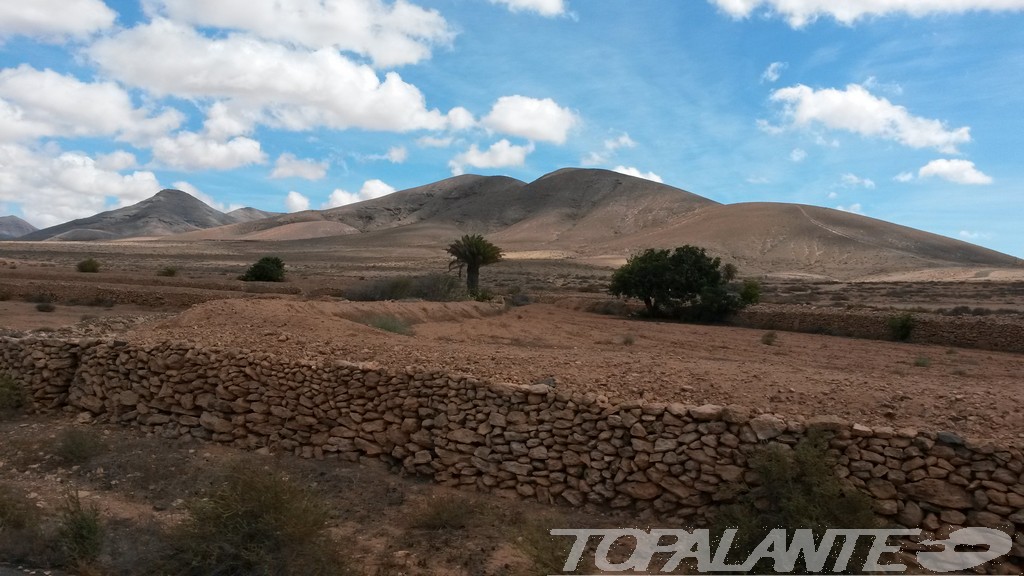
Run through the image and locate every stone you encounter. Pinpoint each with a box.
[901,479,973,509]
[867,478,898,500]
[897,500,924,528]
[805,415,848,432]
[936,431,965,446]
[689,404,723,421]
[198,411,233,434]
[749,415,786,440]
[618,482,661,500]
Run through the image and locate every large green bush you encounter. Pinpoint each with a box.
[609,246,749,321]
[240,256,286,282]
[76,258,101,273]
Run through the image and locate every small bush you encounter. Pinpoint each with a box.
[740,279,762,305]
[409,496,475,531]
[156,266,178,277]
[888,312,915,342]
[366,315,413,335]
[163,464,346,575]
[240,256,286,282]
[0,373,26,413]
[57,490,104,569]
[76,258,101,273]
[914,356,931,367]
[618,334,635,346]
[35,302,55,312]
[760,331,777,345]
[53,428,107,465]
[473,288,496,302]
[345,274,466,302]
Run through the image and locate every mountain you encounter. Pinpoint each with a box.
[0,215,36,239]
[17,190,277,241]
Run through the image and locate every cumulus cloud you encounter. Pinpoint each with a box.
[270,153,329,180]
[612,166,664,183]
[285,190,310,212]
[0,143,161,227]
[144,0,453,68]
[770,83,971,153]
[489,0,567,16]
[88,19,448,134]
[836,203,863,214]
[761,61,787,83]
[894,171,915,183]
[446,107,476,131]
[841,173,875,189]
[449,139,534,175]
[582,132,636,166]
[0,0,115,41]
[0,65,183,144]
[152,132,266,170]
[481,95,578,144]
[323,178,396,208]
[417,135,453,148]
[789,148,807,162]
[95,150,138,171]
[171,180,240,212]
[709,0,1024,27]
[365,145,408,163]
[918,159,993,185]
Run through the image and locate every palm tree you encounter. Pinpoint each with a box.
[446,234,503,296]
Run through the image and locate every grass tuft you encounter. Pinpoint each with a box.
[57,490,104,569]
[365,315,413,335]
[53,428,107,465]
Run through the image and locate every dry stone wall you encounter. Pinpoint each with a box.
[2,336,1022,569]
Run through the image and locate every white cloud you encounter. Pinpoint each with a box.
[96,150,138,171]
[449,139,534,175]
[841,173,875,189]
[0,65,183,144]
[770,83,971,153]
[746,176,770,184]
[88,19,448,134]
[709,0,1024,27]
[918,159,993,185]
[894,171,915,183]
[270,153,328,180]
[761,61,787,83]
[836,203,863,214]
[171,180,236,211]
[323,178,396,208]
[285,191,310,212]
[446,107,476,131]
[826,191,839,199]
[789,148,807,162]
[152,132,265,171]
[481,95,578,144]
[0,0,115,41]
[612,166,664,183]
[582,132,636,166]
[959,230,992,240]
[489,0,567,16]
[417,135,453,148]
[366,145,408,163]
[144,0,453,68]
[0,143,161,227]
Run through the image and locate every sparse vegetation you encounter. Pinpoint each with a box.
[739,278,762,305]
[57,490,104,569]
[761,331,777,345]
[365,315,413,335]
[345,273,467,302]
[76,258,101,273]
[162,463,347,575]
[240,256,286,282]
[156,266,178,277]
[712,434,878,574]
[888,312,915,341]
[53,428,107,464]
[0,373,26,413]
[35,301,55,312]
[409,495,476,531]
[914,356,931,367]
[0,482,34,532]
[609,245,751,322]
[446,234,503,296]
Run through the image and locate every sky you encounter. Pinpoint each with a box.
[1,0,1023,256]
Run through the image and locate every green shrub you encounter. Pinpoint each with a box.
[366,315,413,335]
[240,256,286,282]
[760,331,777,345]
[53,428,107,464]
[76,258,101,273]
[35,302,55,312]
[712,434,877,574]
[914,356,931,367]
[0,373,26,413]
[888,312,915,342]
[345,274,467,302]
[740,279,762,305]
[163,464,347,575]
[57,490,104,569]
[156,266,178,277]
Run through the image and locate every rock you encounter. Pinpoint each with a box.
[897,500,924,528]
[749,415,786,441]
[618,482,661,500]
[806,415,848,432]
[447,429,483,444]
[867,478,897,500]
[901,479,973,509]
[198,411,233,434]
[690,404,723,421]
[936,431,965,446]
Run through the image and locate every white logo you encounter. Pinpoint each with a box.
[549,527,1012,574]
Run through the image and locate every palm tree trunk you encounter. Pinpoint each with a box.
[467,265,480,295]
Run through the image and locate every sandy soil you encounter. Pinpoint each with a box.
[120,298,1024,446]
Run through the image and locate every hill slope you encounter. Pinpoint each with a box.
[0,215,36,239]
[18,190,276,241]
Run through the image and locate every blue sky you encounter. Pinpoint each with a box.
[1,0,1022,256]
